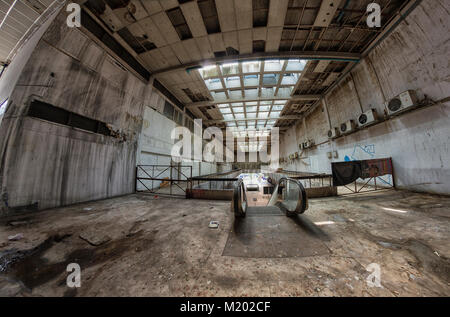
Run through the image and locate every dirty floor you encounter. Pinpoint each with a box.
[0,190,449,297]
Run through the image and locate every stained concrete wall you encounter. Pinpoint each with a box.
[0,8,228,212]
[137,92,228,191]
[0,10,155,213]
[280,0,450,195]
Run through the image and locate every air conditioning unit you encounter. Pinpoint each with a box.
[340,120,356,135]
[385,90,418,116]
[327,127,340,139]
[303,140,315,149]
[358,109,378,128]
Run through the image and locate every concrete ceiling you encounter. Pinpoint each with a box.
[1,0,410,131]
[81,0,408,130]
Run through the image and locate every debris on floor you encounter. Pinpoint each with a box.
[8,233,23,241]
[8,221,30,227]
[208,221,219,229]
[79,230,111,246]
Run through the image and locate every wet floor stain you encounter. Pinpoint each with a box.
[0,230,155,293]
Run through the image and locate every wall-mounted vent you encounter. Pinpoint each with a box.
[28,100,112,137]
[385,90,418,116]
[358,109,378,128]
[340,120,356,134]
[328,127,340,139]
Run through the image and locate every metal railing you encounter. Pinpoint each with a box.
[136,165,192,197]
[232,177,308,218]
[270,177,308,216]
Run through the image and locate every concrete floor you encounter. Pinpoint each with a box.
[0,189,449,297]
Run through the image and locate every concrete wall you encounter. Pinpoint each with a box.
[0,10,154,213]
[136,94,229,191]
[280,0,450,195]
[0,8,228,212]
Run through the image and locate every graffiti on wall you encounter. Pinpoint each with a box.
[344,144,392,186]
[344,144,376,162]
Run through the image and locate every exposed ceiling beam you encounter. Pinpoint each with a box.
[204,115,303,124]
[151,51,361,76]
[313,0,341,27]
[186,95,321,109]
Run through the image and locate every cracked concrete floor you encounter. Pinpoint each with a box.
[0,189,449,297]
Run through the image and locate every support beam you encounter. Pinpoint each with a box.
[204,115,303,124]
[152,51,361,76]
[186,95,321,109]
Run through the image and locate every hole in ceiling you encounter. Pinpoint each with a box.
[198,0,221,34]
[166,7,193,40]
[253,0,269,27]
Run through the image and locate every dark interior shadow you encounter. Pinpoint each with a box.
[232,216,246,232]
[289,214,331,241]
[231,217,254,244]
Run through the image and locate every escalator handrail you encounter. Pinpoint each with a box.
[232,178,247,217]
[277,177,308,214]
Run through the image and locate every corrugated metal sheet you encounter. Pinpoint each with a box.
[0,0,57,64]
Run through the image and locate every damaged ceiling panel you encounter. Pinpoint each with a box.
[77,0,409,131]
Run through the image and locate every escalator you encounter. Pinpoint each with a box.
[232,177,308,218]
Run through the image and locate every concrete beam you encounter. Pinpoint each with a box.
[313,0,341,27]
[186,95,321,109]
[204,115,303,124]
[215,0,237,32]
[151,51,361,76]
[234,0,252,30]
[268,0,289,27]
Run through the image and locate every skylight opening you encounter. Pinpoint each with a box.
[232,107,244,113]
[242,61,260,73]
[197,60,308,130]
[219,107,231,114]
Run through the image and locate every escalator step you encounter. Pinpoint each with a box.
[246,206,284,216]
